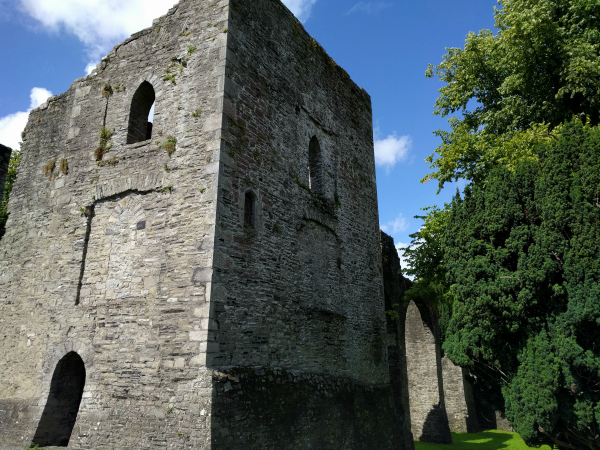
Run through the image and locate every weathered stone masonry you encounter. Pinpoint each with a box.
[0,0,410,448]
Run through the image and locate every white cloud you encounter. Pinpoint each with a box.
[0,112,28,152]
[29,87,53,109]
[374,132,412,171]
[281,0,318,22]
[85,61,99,75]
[17,0,319,72]
[0,87,53,151]
[17,0,179,70]
[346,2,392,15]
[380,213,409,234]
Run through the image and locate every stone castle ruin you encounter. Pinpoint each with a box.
[0,0,508,448]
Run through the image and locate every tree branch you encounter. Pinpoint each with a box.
[501,276,522,282]
[553,252,564,265]
[535,132,559,140]
[538,427,579,450]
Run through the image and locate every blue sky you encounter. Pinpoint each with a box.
[0,0,498,269]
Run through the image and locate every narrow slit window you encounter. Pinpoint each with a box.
[244,191,255,228]
[127,81,156,144]
[308,136,323,194]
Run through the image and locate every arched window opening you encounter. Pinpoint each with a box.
[32,352,86,447]
[308,136,323,194]
[244,191,255,228]
[127,81,156,144]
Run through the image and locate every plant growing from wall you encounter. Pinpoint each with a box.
[163,72,176,84]
[101,83,113,97]
[94,127,113,161]
[0,150,20,240]
[162,136,177,155]
[43,159,55,178]
[59,158,68,175]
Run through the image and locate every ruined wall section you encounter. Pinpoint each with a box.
[0,1,230,448]
[205,0,401,447]
[213,0,384,383]
[405,300,452,443]
[442,356,480,433]
[380,231,415,450]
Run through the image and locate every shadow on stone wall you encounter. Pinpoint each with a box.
[209,367,405,449]
[31,352,86,447]
[420,403,452,444]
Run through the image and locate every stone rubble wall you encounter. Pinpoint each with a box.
[441,356,480,433]
[203,0,403,446]
[405,300,451,443]
[212,0,386,383]
[0,0,228,447]
[380,231,415,450]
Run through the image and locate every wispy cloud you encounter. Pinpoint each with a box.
[282,0,318,22]
[17,0,179,72]
[0,87,52,151]
[16,0,319,73]
[346,2,393,15]
[374,128,412,171]
[380,213,409,234]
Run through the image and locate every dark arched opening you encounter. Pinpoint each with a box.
[32,352,86,447]
[308,136,323,194]
[244,191,256,228]
[126,81,155,144]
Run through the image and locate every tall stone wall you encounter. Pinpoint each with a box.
[0,0,403,448]
[206,0,402,446]
[405,300,451,443]
[0,144,11,197]
[380,231,415,450]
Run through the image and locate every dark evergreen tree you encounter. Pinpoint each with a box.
[443,120,600,449]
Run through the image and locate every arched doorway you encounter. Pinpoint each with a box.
[32,352,86,447]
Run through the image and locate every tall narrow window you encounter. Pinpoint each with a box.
[244,191,255,228]
[127,81,156,144]
[308,136,323,194]
[32,352,86,447]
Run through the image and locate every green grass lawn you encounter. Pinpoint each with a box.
[414,430,553,450]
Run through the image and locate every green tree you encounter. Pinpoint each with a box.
[425,0,600,189]
[443,120,600,449]
[0,150,21,240]
[401,206,455,340]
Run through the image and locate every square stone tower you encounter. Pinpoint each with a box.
[0,0,406,448]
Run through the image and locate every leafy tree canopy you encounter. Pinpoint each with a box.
[443,120,600,449]
[425,0,600,188]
